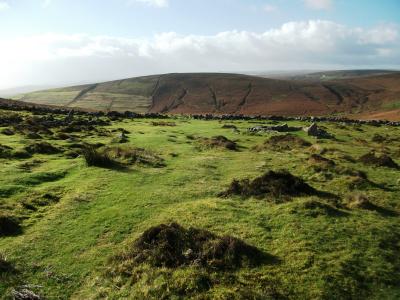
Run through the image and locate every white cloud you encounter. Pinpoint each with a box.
[0,20,399,89]
[304,0,332,10]
[0,1,10,11]
[263,4,277,13]
[127,0,168,8]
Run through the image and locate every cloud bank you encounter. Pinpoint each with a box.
[0,20,399,89]
[0,1,10,11]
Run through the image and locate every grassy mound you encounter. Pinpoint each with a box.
[359,152,399,169]
[255,134,311,151]
[0,214,22,237]
[151,121,176,126]
[118,223,266,270]
[0,253,14,273]
[220,170,317,199]
[197,136,237,150]
[83,145,165,168]
[24,142,61,155]
[82,146,117,168]
[0,144,13,158]
[105,146,165,167]
[292,199,344,217]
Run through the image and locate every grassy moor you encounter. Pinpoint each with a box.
[0,107,399,299]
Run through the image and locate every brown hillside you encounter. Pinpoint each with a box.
[14,72,400,119]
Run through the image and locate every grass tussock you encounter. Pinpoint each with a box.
[82,146,117,168]
[220,170,317,200]
[308,154,335,171]
[292,199,344,217]
[83,145,165,168]
[359,152,399,169]
[117,222,268,270]
[0,253,14,274]
[106,146,165,167]
[151,121,176,127]
[254,134,311,151]
[24,142,61,155]
[0,144,13,158]
[196,136,237,150]
[0,214,22,237]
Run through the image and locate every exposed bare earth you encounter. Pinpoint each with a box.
[13,72,400,120]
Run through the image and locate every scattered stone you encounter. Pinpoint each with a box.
[303,123,333,139]
[248,123,301,133]
[12,286,43,300]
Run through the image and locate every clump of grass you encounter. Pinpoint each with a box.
[359,152,399,169]
[0,252,14,273]
[0,214,22,237]
[82,146,117,168]
[254,134,311,151]
[221,124,238,130]
[220,170,317,200]
[21,192,61,211]
[0,144,13,158]
[196,136,237,151]
[116,222,267,270]
[151,121,176,126]
[105,146,165,167]
[291,199,344,217]
[308,154,335,171]
[24,142,61,155]
[1,128,15,136]
[371,133,388,143]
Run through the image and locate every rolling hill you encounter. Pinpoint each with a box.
[14,72,400,119]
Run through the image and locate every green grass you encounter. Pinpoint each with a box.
[0,110,400,299]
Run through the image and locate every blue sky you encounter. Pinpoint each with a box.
[0,0,399,89]
[1,0,399,37]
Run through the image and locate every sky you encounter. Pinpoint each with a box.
[0,0,399,89]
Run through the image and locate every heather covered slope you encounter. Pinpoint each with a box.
[14,72,400,119]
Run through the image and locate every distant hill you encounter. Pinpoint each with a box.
[13,72,400,119]
[288,69,399,81]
